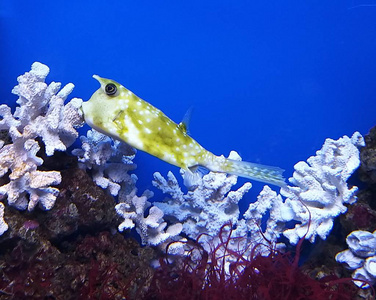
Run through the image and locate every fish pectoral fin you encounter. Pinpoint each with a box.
[184,165,210,190]
[188,165,209,176]
[188,165,199,173]
[112,111,123,122]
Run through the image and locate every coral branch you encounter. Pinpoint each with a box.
[115,190,182,246]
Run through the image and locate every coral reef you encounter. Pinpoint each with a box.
[72,129,182,247]
[145,224,359,300]
[336,230,376,288]
[333,126,376,292]
[152,133,364,255]
[0,62,371,298]
[0,151,155,299]
[0,62,83,213]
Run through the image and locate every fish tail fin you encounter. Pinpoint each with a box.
[222,158,286,187]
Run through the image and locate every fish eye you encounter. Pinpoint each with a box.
[105,83,117,96]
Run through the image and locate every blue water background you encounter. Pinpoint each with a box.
[1,1,376,209]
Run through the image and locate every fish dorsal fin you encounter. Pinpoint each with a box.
[178,106,193,135]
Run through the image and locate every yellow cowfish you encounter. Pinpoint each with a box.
[82,76,285,187]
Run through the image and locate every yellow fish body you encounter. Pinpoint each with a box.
[82,76,285,187]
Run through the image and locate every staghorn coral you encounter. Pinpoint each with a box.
[0,62,83,212]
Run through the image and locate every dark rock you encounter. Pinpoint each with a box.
[0,151,156,299]
[359,125,376,185]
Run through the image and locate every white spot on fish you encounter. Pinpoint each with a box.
[123,115,143,149]
[145,128,151,134]
[138,120,143,125]
[137,102,141,106]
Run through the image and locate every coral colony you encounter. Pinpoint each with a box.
[0,62,83,211]
[336,230,376,288]
[0,62,374,298]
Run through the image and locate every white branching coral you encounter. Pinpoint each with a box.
[115,189,182,246]
[233,132,365,250]
[0,62,83,211]
[153,151,252,240]
[235,185,290,255]
[73,130,180,247]
[73,129,182,247]
[9,62,83,156]
[72,129,136,196]
[280,132,365,244]
[151,132,364,253]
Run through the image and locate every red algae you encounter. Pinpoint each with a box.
[145,224,361,300]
